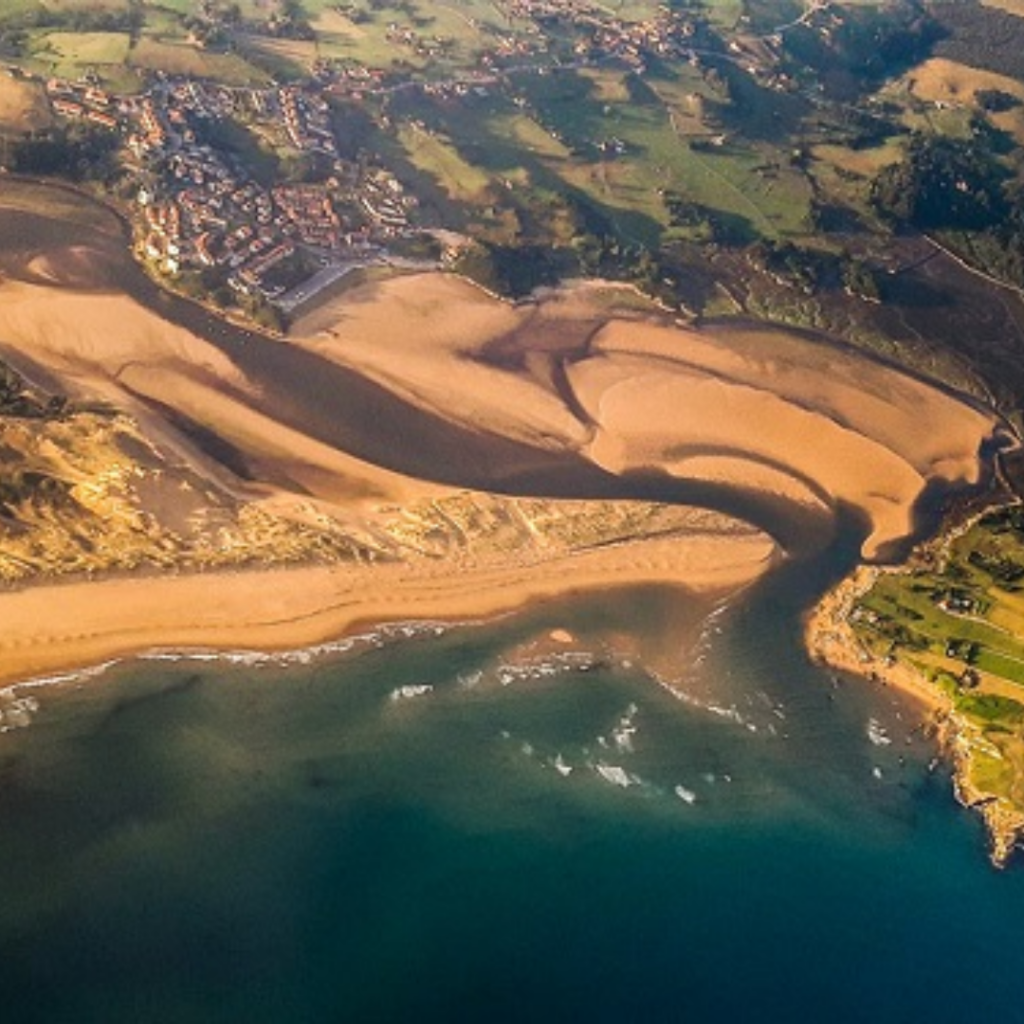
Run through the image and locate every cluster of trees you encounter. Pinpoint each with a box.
[806,199,865,234]
[870,135,1006,231]
[7,125,119,182]
[981,506,1024,535]
[871,133,1024,291]
[451,234,690,308]
[574,236,686,307]
[265,0,315,40]
[0,0,143,55]
[976,89,1021,114]
[176,266,235,310]
[823,104,905,151]
[174,268,285,332]
[452,242,561,298]
[183,2,241,49]
[967,549,1024,586]
[184,0,314,46]
[745,239,881,302]
[963,195,1024,290]
[931,1,1024,82]
[662,193,753,245]
[0,2,142,34]
[778,1,937,83]
[781,1,941,96]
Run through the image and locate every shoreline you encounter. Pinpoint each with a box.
[3,176,1020,868]
[805,559,1024,868]
[0,529,774,692]
[803,565,947,713]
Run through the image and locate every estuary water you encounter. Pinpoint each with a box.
[2,541,1024,1023]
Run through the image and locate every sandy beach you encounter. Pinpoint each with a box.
[0,194,1009,689]
[292,273,1002,559]
[0,527,774,688]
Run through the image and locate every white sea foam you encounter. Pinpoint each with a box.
[494,652,598,687]
[706,703,745,725]
[457,670,483,690]
[644,668,766,736]
[389,684,434,702]
[0,693,40,732]
[5,659,121,693]
[610,702,639,753]
[867,719,892,746]
[1,619,460,709]
[137,620,455,673]
[594,763,634,788]
[675,784,697,805]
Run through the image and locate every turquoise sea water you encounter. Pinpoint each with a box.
[2,558,1024,1022]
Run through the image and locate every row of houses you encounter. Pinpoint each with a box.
[44,78,120,130]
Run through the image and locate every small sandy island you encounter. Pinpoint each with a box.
[0,196,1008,689]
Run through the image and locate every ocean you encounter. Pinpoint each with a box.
[2,534,1024,1023]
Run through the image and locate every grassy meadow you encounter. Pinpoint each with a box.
[853,509,1024,812]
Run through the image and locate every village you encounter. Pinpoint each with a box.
[21,0,819,319]
[42,72,420,314]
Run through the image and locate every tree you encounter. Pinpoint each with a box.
[870,135,1006,230]
[841,257,880,302]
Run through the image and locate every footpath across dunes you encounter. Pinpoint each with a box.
[0,187,1008,685]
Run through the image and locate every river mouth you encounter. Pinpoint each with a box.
[2,566,1024,1023]
[4,184,1024,1021]
[0,181,1008,676]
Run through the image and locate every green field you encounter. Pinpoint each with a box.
[853,508,1024,815]
[397,122,494,202]
[298,0,527,72]
[379,62,814,247]
[130,37,270,85]
[37,29,131,66]
[40,0,132,11]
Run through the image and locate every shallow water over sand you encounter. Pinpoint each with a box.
[3,563,1024,1023]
